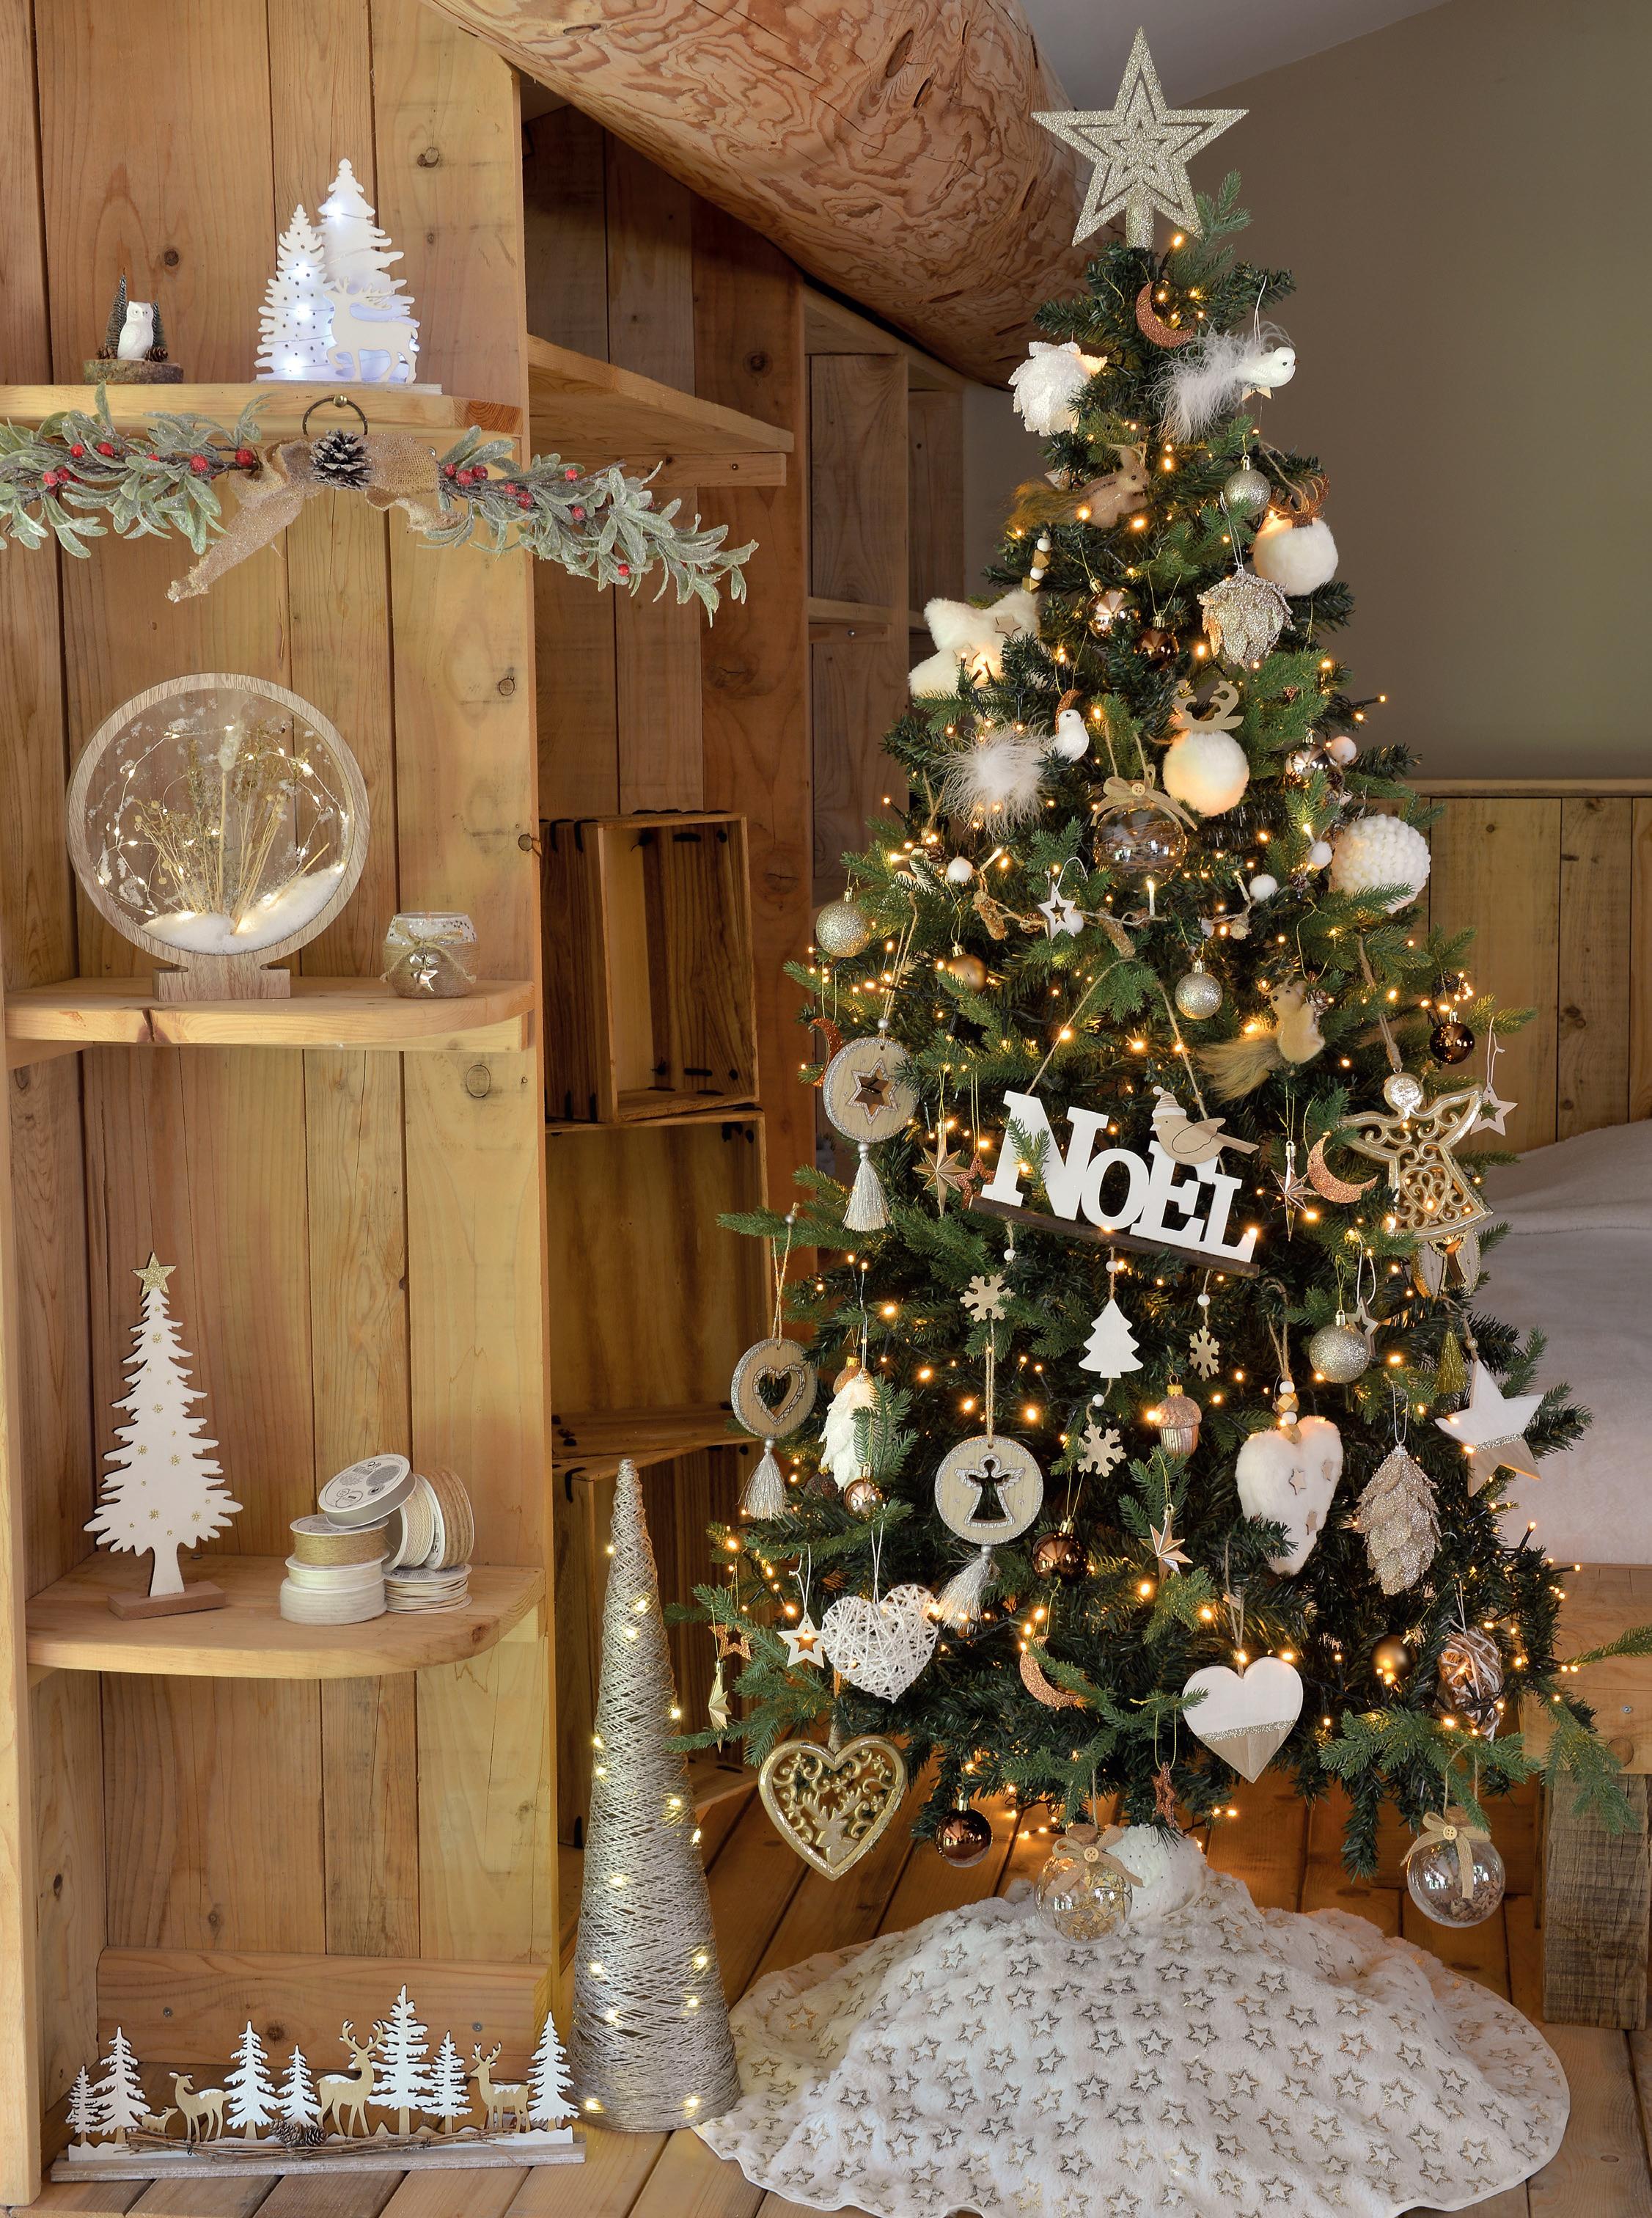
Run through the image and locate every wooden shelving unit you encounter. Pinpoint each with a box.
[26,1557,543,1677]
[0,381,519,436]
[527,334,790,487]
[552,1404,735,1482]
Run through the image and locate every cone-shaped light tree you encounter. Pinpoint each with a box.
[569,1460,740,2129]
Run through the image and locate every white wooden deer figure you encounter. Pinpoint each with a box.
[326,288,419,386]
[317,2021,382,2138]
[136,2106,177,2139]
[468,2043,529,2134]
[169,2074,226,2143]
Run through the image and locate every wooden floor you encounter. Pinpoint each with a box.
[19,1774,1652,2218]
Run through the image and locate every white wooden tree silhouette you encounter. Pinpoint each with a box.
[426,2032,471,2133]
[67,2066,96,2144]
[93,2028,146,2145]
[226,2023,278,2138]
[1079,1295,1142,1380]
[526,2011,576,2135]
[279,2044,320,2130]
[256,208,333,380]
[87,1256,239,1600]
[315,159,420,385]
[374,1986,430,2134]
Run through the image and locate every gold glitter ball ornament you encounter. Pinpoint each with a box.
[1173,962,1223,1020]
[1307,1317,1371,1383]
[815,896,873,960]
[1199,566,1291,666]
[1034,1822,1138,1941]
[1222,463,1271,518]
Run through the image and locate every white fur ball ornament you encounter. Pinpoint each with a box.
[941,726,1050,829]
[1329,814,1431,911]
[1252,511,1340,596]
[1162,731,1249,817]
[1008,340,1106,436]
[1108,1824,1207,1922]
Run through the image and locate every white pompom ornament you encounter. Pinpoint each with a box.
[1325,735,1358,766]
[1106,1825,1207,1922]
[1008,340,1105,435]
[941,726,1049,828]
[1329,815,1431,910]
[944,855,974,885]
[1162,731,1249,817]
[1307,840,1334,870]
[1252,512,1340,596]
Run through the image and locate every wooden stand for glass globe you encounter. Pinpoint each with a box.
[152,951,295,1000]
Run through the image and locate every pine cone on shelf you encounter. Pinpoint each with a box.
[307,428,372,488]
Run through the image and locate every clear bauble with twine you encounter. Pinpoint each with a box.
[568,1458,741,2130]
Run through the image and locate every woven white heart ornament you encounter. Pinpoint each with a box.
[1182,1656,1304,1782]
[821,1584,938,1702]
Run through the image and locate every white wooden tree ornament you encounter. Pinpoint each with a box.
[375,1985,433,2134]
[526,2011,577,2139]
[278,2045,321,2130]
[427,2033,472,2133]
[87,1255,239,1619]
[226,2024,279,2139]
[93,2029,147,2145]
[67,2067,96,2145]
[255,158,433,389]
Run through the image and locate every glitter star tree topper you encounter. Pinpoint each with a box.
[1036,27,1245,247]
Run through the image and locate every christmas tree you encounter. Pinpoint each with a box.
[87,1255,238,1598]
[526,2010,576,2135]
[703,121,1636,1873]
[372,1986,430,2135]
[425,2032,471,2132]
[67,2065,97,2143]
[226,2022,278,2138]
[278,2043,321,2130]
[92,2028,146,2145]
[256,207,333,380]
[318,159,407,300]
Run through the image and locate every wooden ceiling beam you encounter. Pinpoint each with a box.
[427,0,1092,386]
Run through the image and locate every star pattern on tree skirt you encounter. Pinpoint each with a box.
[1187,1323,1220,1379]
[962,1272,1009,1322]
[1433,1361,1543,1493]
[1148,1510,1192,1576]
[779,1614,825,1670]
[1035,27,1245,247]
[1078,1419,1124,1476]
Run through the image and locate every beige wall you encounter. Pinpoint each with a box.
[1210,0,1651,777]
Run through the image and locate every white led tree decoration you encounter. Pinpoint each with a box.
[252,158,429,387]
[87,1254,240,1619]
[256,208,332,380]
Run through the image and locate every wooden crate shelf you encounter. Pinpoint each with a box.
[26,1556,543,1678]
[527,334,791,488]
[6,976,535,1061]
[0,381,519,436]
[807,595,895,640]
[554,1403,736,1482]
[541,813,758,1124]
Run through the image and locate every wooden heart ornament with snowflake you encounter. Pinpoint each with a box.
[758,1734,908,1878]
[820,1584,938,1701]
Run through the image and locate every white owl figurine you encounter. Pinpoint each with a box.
[116,301,158,362]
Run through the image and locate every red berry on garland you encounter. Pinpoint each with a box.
[189,455,210,475]
[69,442,86,458]
[96,440,115,456]
[516,491,533,510]
[570,505,586,521]
[563,466,579,480]
[235,447,256,467]
[441,461,458,479]
[40,469,60,489]
[615,562,631,579]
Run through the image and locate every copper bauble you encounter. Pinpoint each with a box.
[1030,1529,1088,1584]
[843,1476,884,1520]
[941,951,988,992]
[934,1807,994,1867]
[1430,1020,1475,1066]
[1136,626,1176,665]
[1373,1635,1409,1686]
[815,896,873,960]
[1096,808,1188,883]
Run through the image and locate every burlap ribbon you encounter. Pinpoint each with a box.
[167,432,447,601]
[1401,1804,1491,1893]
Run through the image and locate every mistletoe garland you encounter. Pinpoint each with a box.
[0,389,753,612]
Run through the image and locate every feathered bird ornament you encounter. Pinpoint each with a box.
[1198,981,1327,1100]
[1159,326,1296,444]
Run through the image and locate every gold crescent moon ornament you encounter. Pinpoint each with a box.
[1019,1645,1086,1710]
[807,1014,842,1083]
[1134,282,1196,348]
[1306,1135,1376,1203]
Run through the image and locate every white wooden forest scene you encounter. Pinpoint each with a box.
[56,1988,581,2179]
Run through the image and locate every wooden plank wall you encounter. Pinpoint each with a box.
[0,0,557,2166]
[1424,789,1652,1153]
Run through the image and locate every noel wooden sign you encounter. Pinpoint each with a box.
[974,1088,1260,1273]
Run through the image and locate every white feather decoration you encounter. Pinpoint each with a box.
[821,1367,879,1489]
[1252,513,1339,595]
[1159,328,1297,444]
[941,726,1049,827]
[1008,340,1106,435]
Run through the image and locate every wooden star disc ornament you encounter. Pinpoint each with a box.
[1337,1086,1491,1245]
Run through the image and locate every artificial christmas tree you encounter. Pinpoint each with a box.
[87,1255,238,1616]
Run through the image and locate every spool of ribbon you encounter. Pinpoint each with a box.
[1401,1803,1491,1894]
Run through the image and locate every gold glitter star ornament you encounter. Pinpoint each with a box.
[1036,29,1246,249]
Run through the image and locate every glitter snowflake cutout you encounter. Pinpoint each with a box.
[1187,1324,1220,1380]
[1078,1419,1123,1476]
[962,1272,1008,1322]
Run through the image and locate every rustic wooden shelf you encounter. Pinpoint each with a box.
[807,595,894,640]
[26,1556,543,1678]
[0,381,520,436]
[554,1402,737,1482]
[527,334,791,488]
[6,976,535,1062]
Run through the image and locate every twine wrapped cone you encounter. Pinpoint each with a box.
[568,1459,741,2130]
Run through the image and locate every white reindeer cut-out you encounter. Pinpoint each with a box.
[317,2021,382,2137]
[325,282,419,387]
[169,2074,227,2143]
[469,2043,529,2134]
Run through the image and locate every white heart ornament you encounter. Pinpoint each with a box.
[1182,1657,1304,1782]
[1236,1416,1343,1574]
[821,1584,938,1702]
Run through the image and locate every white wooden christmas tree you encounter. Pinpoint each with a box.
[526,2010,576,2139]
[87,1255,238,1617]
[1079,1295,1143,1380]
[67,2066,96,2145]
[374,1986,430,2135]
[278,2044,320,2131]
[92,2028,147,2145]
[426,2033,471,2134]
[256,208,333,379]
[226,2023,278,2139]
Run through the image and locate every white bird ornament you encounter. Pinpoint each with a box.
[1159,327,1297,444]
[1049,705,1090,763]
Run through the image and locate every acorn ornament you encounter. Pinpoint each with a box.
[1308,1314,1371,1384]
[815,895,873,959]
[934,1806,994,1867]
[1173,959,1222,1020]
[1150,1383,1201,1460]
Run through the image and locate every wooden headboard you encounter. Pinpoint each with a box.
[1416,783,1652,1154]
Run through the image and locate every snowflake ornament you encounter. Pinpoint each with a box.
[962,1273,1008,1322]
[1078,1419,1124,1476]
[1188,1323,1221,1379]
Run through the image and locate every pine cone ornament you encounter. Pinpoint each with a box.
[308,428,372,488]
[1350,1446,1440,1595]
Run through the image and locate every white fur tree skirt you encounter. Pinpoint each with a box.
[697,1867,1566,2217]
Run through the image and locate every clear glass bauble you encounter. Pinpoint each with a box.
[1034,1823,1134,1941]
[1095,808,1187,884]
[1406,1832,1505,1927]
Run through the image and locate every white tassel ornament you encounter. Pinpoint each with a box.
[1008,340,1106,435]
[936,1545,996,1632]
[740,1441,789,1520]
[844,1143,889,1233]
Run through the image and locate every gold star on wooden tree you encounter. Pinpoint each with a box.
[133,1253,176,1295]
[1148,1509,1191,1576]
[1036,28,1246,248]
[1337,1086,1491,1245]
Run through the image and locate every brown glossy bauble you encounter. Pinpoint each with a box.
[1373,1635,1409,1686]
[941,952,989,992]
[1136,626,1177,665]
[934,1807,994,1867]
[1430,1020,1476,1066]
[1030,1529,1088,1584]
[843,1476,884,1520]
